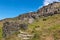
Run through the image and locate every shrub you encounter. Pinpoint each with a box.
[43,18,47,21]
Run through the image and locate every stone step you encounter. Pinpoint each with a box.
[18,30,34,40]
[18,34,33,37]
[22,38,30,40]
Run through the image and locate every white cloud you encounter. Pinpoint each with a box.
[43,0,60,6]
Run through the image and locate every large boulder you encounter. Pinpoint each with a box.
[2,21,28,38]
[2,21,20,37]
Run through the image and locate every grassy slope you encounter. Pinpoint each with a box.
[28,14,60,40]
[0,14,60,40]
[0,22,3,40]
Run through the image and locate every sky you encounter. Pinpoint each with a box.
[0,0,60,20]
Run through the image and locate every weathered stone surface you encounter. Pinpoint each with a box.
[2,21,28,38]
[37,2,60,16]
[19,24,28,30]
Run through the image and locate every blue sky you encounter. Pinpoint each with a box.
[0,0,60,20]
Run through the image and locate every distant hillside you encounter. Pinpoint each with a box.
[0,2,60,40]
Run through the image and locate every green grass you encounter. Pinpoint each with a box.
[28,14,60,40]
[0,26,2,40]
[0,22,3,40]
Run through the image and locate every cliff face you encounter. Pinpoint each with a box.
[37,2,60,16]
[1,2,60,40]
[15,2,60,23]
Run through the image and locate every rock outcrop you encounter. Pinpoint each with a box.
[3,21,28,38]
[17,2,60,20]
